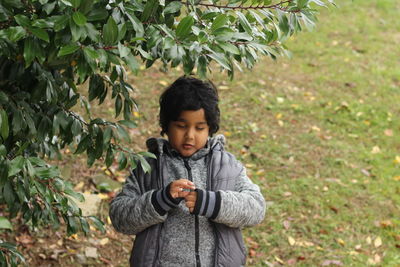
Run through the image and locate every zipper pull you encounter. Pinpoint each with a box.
[183,159,191,171]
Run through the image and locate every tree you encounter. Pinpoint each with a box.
[0,0,334,265]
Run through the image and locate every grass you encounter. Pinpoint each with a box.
[7,0,400,266]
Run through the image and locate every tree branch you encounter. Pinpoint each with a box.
[183,0,300,12]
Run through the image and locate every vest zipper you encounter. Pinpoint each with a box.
[207,152,219,266]
[184,159,201,267]
[153,156,164,266]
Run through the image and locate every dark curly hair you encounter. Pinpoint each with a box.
[159,76,220,136]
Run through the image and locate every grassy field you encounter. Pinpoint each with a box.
[9,0,400,266]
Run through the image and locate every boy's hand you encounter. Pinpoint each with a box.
[184,191,197,213]
[169,179,195,198]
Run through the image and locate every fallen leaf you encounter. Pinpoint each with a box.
[374,254,381,263]
[322,260,343,266]
[287,258,296,265]
[337,238,345,246]
[374,236,382,248]
[371,146,381,154]
[311,125,321,132]
[384,129,393,136]
[283,220,290,230]
[74,181,85,191]
[159,80,168,86]
[219,85,230,90]
[276,97,285,103]
[380,220,393,228]
[355,244,362,251]
[361,169,371,177]
[85,247,98,258]
[274,256,284,264]
[366,236,372,244]
[288,236,296,246]
[16,234,34,246]
[394,156,400,164]
[224,131,232,137]
[394,176,400,181]
[100,238,109,246]
[283,192,292,197]
[249,248,256,257]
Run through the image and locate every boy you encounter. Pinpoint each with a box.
[109,76,266,267]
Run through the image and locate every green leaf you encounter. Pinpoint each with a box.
[43,2,57,14]
[118,42,130,58]
[138,154,151,173]
[0,109,9,140]
[23,38,35,67]
[0,216,12,230]
[0,145,6,157]
[118,120,137,129]
[9,156,24,176]
[116,124,130,142]
[237,12,253,35]
[115,95,122,117]
[75,135,91,154]
[58,44,80,56]
[85,23,100,42]
[3,181,15,206]
[80,217,90,234]
[125,11,144,36]
[53,15,69,32]
[83,46,99,60]
[218,42,240,55]
[211,14,229,32]
[118,23,127,41]
[105,147,114,167]
[176,15,194,39]
[214,27,235,42]
[103,17,118,45]
[197,55,207,79]
[124,53,139,73]
[35,166,60,179]
[0,91,9,103]
[141,0,158,22]
[87,9,109,21]
[164,1,182,14]
[208,52,232,71]
[80,0,94,14]
[88,216,105,233]
[32,19,54,28]
[14,15,31,28]
[30,27,49,42]
[67,0,81,8]
[117,152,127,170]
[138,151,157,159]
[6,26,26,42]
[72,11,87,26]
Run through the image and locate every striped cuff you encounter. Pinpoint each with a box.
[151,183,182,216]
[191,189,221,219]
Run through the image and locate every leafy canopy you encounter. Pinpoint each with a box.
[0,0,334,265]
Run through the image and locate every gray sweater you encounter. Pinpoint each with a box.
[109,135,266,266]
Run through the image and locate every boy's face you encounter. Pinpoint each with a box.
[167,109,210,157]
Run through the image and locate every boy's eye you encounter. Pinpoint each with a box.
[176,124,186,128]
[196,127,205,131]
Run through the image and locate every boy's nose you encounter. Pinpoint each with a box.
[185,128,195,139]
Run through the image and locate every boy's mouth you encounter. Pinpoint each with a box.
[182,144,194,149]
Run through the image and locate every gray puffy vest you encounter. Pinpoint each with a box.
[130,143,246,267]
